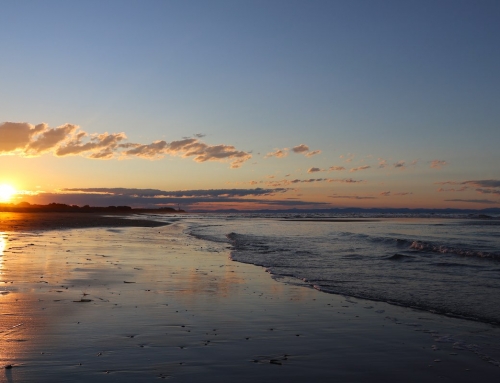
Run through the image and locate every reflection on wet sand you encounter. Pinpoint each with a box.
[0,223,498,382]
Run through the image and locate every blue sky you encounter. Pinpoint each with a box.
[1,0,499,210]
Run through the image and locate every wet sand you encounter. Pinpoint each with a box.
[0,213,499,382]
[0,212,167,232]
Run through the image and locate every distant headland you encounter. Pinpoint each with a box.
[0,202,185,214]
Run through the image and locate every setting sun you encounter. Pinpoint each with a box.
[0,184,16,203]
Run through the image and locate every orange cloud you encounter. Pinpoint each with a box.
[328,166,346,171]
[349,165,371,172]
[265,148,288,158]
[430,160,448,169]
[0,121,252,168]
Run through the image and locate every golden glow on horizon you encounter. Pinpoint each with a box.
[0,184,16,203]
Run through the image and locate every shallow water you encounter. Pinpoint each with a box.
[179,214,500,325]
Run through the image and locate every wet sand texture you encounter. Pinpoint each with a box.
[0,213,499,382]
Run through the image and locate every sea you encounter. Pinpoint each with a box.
[147,212,500,326]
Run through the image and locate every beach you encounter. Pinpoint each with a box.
[1,212,499,382]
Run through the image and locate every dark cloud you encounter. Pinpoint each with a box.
[307,167,322,173]
[476,188,500,195]
[464,180,500,188]
[328,166,346,171]
[23,188,328,210]
[393,161,405,169]
[349,165,371,172]
[62,187,288,198]
[330,195,376,200]
[292,144,309,153]
[445,199,498,204]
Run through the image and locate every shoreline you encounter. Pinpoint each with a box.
[0,214,499,381]
[0,211,169,232]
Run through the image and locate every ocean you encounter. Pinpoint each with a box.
[150,213,500,326]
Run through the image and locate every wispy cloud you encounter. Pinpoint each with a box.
[349,165,371,172]
[445,199,498,204]
[330,194,376,200]
[63,187,288,198]
[380,191,413,196]
[23,187,331,210]
[305,149,321,157]
[437,186,468,192]
[435,179,500,195]
[328,166,346,171]
[430,160,448,169]
[260,177,364,187]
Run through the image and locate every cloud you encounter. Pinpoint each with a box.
[463,180,500,188]
[23,187,330,210]
[393,161,405,169]
[26,123,79,155]
[328,166,346,171]
[349,165,371,172]
[305,150,321,157]
[378,158,388,168]
[430,160,448,169]
[330,194,376,200]
[307,167,322,173]
[120,140,168,159]
[265,148,288,158]
[380,191,413,196]
[340,153,354,163]
[0,122,52,154]
[290,144,321,157]
[445,199,498,204]
[57,132,127,159]
[62,187,289,198]
[435,180,500,196]
[0,121,252,168]
[292,144,309,153]
[328,178,364,183]
[263,177,364,187]
[168,140,252,168]
[476,188,500,195]
[437,186,468,192]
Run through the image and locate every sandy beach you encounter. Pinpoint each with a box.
[1,213,499,382]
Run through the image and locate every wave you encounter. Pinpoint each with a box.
[386,253,415,261]
[410,241,500,259]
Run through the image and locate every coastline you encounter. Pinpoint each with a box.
[0,211,169,232]
[0,213,499,382]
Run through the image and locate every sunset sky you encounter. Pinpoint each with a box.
[1,0,499,210]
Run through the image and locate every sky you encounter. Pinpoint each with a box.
[1,0,499,211]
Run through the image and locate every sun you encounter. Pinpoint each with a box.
[0,184,16,203]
